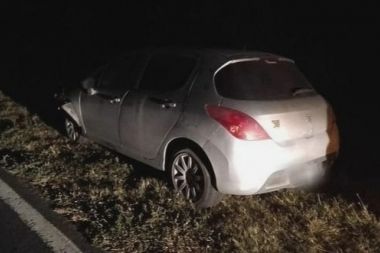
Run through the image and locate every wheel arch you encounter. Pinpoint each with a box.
[164,138,218,189]
[61,102,82,127]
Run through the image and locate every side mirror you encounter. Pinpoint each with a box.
[87,87,98,95]
[81,77,98,95]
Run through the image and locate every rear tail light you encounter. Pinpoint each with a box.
[205,105,270,141]
[327,105,337,132]
[326,104,340,154]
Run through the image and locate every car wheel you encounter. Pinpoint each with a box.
[170,148,224,208]
[64,117,82,142]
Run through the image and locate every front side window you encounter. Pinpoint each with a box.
[139,53,196,91]
[97,54,140,93]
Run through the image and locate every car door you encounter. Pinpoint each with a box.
[120,51,198,159]
[80,54,140,147]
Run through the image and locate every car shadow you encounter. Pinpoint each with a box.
[118,154,169,190]
[314,92,380,217]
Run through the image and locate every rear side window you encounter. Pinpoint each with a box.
[139,53,196,91]
[214,59,314,100]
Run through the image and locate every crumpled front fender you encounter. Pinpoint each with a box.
[61,102,81,127]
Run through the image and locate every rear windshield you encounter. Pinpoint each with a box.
[214,59,314,100]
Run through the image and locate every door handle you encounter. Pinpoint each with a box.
[98,93,121,104]
[149,97,177,109]
[109,97,121,104]
[161,101,177,109]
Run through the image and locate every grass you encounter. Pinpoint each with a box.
[1,90,380,252]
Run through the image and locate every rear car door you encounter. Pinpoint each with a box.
[80,54,140,146]
[120,52,198,159]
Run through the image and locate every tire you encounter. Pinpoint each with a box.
[169,148,224,209]
[64,117,84,143]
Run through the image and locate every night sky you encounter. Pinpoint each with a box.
[1,2,377,195]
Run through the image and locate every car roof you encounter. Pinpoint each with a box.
[159,47,292,61]
[108,46,292,62]
[198,48,285,59]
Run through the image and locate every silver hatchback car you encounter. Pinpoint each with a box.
[57,48,339,208]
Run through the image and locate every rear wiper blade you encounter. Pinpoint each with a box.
[291,87,315,96]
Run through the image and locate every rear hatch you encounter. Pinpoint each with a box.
[214,57,330,145]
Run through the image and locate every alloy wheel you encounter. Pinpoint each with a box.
[172,153,205,202]
[65,118,79,141]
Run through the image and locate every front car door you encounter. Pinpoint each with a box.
[120,51,198,159]
[80,54,141,147]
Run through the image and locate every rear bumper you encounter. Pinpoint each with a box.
[255,153,337,194]
[203,129,339,195]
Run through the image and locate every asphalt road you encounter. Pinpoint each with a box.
[0,199,52,253]
[0,169,98,253]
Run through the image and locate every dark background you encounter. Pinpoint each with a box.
[1,1,378,212]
